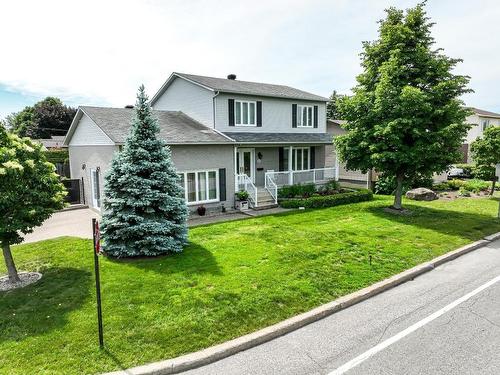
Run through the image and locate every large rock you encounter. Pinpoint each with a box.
[406,188,438,201]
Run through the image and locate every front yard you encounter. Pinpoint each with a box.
[1,196,499,374]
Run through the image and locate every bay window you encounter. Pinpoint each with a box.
[178,170,219,204]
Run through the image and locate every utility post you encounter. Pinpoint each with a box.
[496,164,500,218]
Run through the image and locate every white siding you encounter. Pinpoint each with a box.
[69,114,114,146]
[465,114,500,144]
[152,77,214,127]
[215,93,327,133]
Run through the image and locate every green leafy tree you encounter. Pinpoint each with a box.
[8,97,76,138]
[326,90,342,119]
[101,86,188,257]
[471,126,500,195]
[335,3,471,209]
[0,125,66,282]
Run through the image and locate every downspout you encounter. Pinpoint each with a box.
[212,91,220,129]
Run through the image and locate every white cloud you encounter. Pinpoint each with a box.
[0,0,499,111]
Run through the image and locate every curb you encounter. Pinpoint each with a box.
[104,232,500,375]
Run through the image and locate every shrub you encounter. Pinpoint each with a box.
[278,183,316,199]
[458,186,471,197]
[434,179,465,191]
[280,189,373,209]
[317,180,340,195]
[462,179,490,193]
[454,163,474,178]
[375,173,433,195]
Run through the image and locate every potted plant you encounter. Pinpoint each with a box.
[235,190,250,210]
[197,205,206,216]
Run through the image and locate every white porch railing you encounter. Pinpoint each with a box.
[264,174,278,204]
[264,167,337,187]
[236,174,258,207]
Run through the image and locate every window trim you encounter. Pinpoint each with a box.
[296,105,314,128]
[481,119,490,132]
[284,146,311,171]
[178,169,220,206]
[235,100,257,127]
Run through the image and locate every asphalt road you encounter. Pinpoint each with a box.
[182,239,500,375]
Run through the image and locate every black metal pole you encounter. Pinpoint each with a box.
[92,218,104,348]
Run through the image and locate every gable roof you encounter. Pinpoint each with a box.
[469,107,500,118]
[64,106,234,146]
[151,72,329,104]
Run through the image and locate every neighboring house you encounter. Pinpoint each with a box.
[462,107,500,163]
[64,73,337,213]
[326,119,372,188]
[34,135,67,150]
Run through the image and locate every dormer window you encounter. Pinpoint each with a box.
[297,105,314,127]
[235,100,256,126]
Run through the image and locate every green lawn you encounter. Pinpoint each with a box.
[1,196,499,374]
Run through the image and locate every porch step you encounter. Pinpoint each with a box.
[252,203,279,211]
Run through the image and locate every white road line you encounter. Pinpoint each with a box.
[328,274,500,375]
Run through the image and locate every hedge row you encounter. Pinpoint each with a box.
[279,188,373,209]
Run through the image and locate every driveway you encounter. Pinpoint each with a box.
[22,208,99,244]
[182,239,500,375]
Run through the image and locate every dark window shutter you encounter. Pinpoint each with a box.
[219,168,226,201]
[310,147,315,169]
[313,105,318,128]
[228,99,235,126]
[292,104,297,128]
[256,101,262,127]
[279,147,284,171]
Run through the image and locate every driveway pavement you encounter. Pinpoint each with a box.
[182,239,500,375]
[22,208,99,243]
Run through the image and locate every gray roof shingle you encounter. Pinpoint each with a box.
[176,73,329,102]
[469,107,500,118]
[80,106,233,145]
[222,132,332,144]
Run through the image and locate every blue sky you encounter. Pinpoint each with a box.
[1,0,499,119]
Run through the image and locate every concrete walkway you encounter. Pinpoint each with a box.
[22,206,292,243]
[182,239,500,375]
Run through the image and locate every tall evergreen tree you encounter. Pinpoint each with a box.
[335,3,471,209]
[326,90,342,119]
[101,86,188,257]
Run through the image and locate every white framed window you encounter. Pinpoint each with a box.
[178,170,219,205]
[481,119,490,132]
[297,105,314,127]
[283,147,310,171]
[235,100,256,126]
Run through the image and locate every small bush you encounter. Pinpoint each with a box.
[317,180,341,195]
[458,186,471,197]
[280,189,373,209]
[278,183,317,199]
[463,179,490,193]
[435,179,465,191]
[375,173,433,195]
[236,190,250,201]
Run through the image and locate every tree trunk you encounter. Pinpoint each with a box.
[393,174,404,210]
[2,241,20,283]
[490,180,496,196]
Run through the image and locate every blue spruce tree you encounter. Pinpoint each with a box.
[101,86,188,257]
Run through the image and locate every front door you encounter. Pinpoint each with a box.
[90,168,101,210]
[236,148,255,183]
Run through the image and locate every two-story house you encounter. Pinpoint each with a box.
[462,107,500,162]
[63,73,337,213]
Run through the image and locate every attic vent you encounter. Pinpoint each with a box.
[227,74,237,80]
[124,105,134,109]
